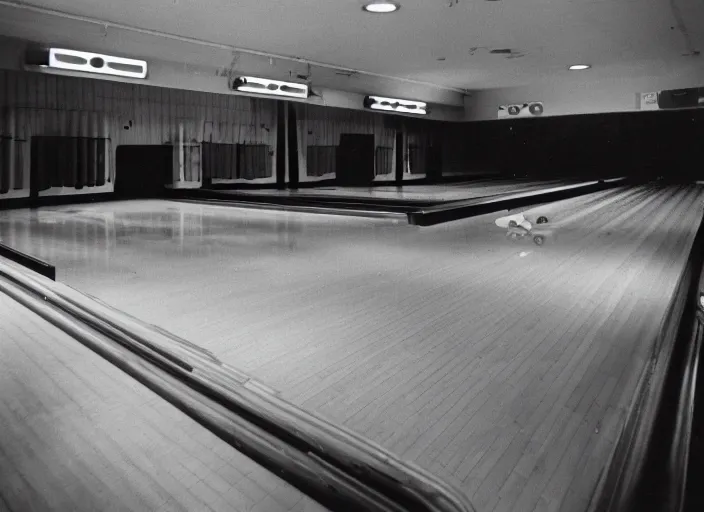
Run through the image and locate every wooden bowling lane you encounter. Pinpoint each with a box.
[0,291,328,512]
[228,178,574,202]
[0,184,702,511]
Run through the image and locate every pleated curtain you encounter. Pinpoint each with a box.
[375,147,393,177]
[306,146,336,177]
[31,136,107,190]
[0,137,11,193]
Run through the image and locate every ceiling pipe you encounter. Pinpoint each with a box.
[0,0,470,94]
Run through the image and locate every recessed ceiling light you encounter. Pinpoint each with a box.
[363,2,400,13]
[569,64,591,70]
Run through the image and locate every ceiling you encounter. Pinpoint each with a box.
[0,0,703,94]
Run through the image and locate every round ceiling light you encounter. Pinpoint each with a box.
[363,2,400,13]
[569,64,591,70]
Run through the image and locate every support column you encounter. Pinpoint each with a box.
[287,102,299,189]
[275,101,286,189]
[394,130,404,185]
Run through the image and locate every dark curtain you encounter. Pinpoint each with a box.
[375,147,393,177]
[0,137,11,194]
[202,143,238,180]
[409,145,427,175]
[306,146,337,177]
[31,136,107,191]
[96,141,106,187]
[238,144,272,180]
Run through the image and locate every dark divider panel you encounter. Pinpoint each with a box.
[115,145,171,198]
[30,136,107,192]
[307,146,337,177]
[276,101,286,188]
[0,242,56,280]
[287,103,299,188]
[427,144,443,181]
[48,137,60,187]
[30,137,46,193]
[395,132,404,183]
[337,134,375,186]
[54,138,67,188]
[409,145,427,176]
[14,141,25,189]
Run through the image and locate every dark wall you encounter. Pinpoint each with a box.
[451,109,704,181]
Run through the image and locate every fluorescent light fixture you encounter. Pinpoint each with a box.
[364,95,427,115]
[363,1,400,13]
[231,76,309,99]
[48,48,147,78]
[568,64,591,70]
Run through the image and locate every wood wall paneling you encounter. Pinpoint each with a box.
[297,103,398,183]
[12,69,698,191]
[0,69,278,199]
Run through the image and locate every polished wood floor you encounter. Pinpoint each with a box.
[0,292,328,512]
[1,184,702,511]
[229,178,572,201]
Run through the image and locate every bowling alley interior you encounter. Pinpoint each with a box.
[2,1,704,511]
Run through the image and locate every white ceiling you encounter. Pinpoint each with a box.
[1,0,703,93]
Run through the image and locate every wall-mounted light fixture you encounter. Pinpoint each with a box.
[230,76,309,99]
[363,95,427,115]
[44,48,148,78]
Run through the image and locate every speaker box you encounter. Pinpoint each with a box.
[658,88,704,109]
